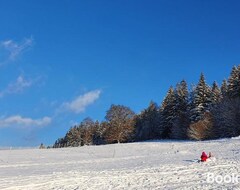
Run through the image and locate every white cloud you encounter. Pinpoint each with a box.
[0,115,52,128]
[0,75,33,98]
[61,90,101,114]
[1,37,33,61]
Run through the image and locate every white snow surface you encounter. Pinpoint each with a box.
[0,139,240,190]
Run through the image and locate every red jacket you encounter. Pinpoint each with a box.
[201,152,208,162]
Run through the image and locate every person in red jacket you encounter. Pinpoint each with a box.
[201,152,208,162]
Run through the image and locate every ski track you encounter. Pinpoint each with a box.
[0,139,240,190]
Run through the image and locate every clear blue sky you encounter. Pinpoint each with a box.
[0,0,239,147]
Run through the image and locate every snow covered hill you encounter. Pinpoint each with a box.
[0,138,240,190]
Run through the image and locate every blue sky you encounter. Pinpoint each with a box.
[0,0,240,146]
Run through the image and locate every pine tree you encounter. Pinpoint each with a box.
[221,79,228,98]
[189,73,212,123]
[160,86,177,138]
[134,101,160,141]
[92,121,105,145]
[171,80,190,139]
[65,126,83,147]
[53,137,66,148]
[39,143,45,149]
[211,81,222,105]
[227,66,240,99]
[212,98,240,138]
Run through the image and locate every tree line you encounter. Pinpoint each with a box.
[53,65,240,148]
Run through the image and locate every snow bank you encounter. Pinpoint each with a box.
[232,135,240,140]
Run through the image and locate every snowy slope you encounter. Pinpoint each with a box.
[0,139,240,190]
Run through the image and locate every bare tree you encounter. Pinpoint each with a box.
[81,118,95,146]
[187,112,214,140]
[105,104,135,143]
